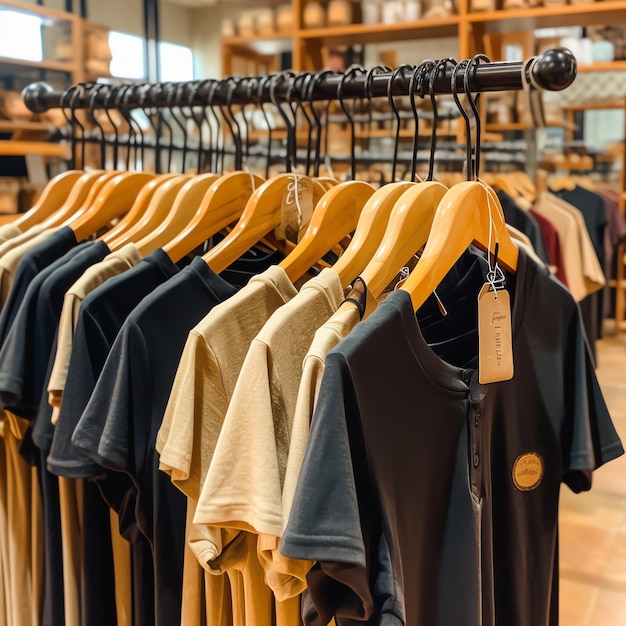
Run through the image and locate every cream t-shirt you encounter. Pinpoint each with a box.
[0,223,22,246]
[157,265,298,626]
[48,243,142,423]
[193,268,344,602]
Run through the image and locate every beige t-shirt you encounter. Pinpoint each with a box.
[0,227,60,307]
[533,193,604,301]
[48,243,142,423]
[157,265,298,626]
[193,268,344,603]
[0,223,22,246]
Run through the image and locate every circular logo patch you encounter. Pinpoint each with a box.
[512,452,544,491]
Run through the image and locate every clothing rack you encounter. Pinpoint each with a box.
[22,48,576,114]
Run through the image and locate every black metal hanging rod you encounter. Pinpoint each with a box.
[22,48,575,114]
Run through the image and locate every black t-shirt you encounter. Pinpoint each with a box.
[47,248,181,478]
[281,247,623,626]
[498,190,550,265]
[553,186,607,267]
[0,240,96,418]
[0,226,78,343]
[72,257,239,626]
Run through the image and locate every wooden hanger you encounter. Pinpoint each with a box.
[100,173,180,247]
[204,173,327,275]
[279,180,375,283]
[164,171,264,263]
[67,172,155,242]
[510,171,536,201]
[39,170,111,230]
[134,173,221,257]
[320,181,414,289]
[549,174,577,192]
[359,182,447,299]
[107,175,192,251]
[400,181,518,312]
[14,170,85,232]
[315,177,339,191]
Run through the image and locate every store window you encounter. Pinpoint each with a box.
[109,31,146,80]
[158,42,194,81]
[0,10,43,62]
[108,33,194,82]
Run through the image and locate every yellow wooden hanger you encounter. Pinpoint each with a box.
[100,173,181,248]
[278,180,375,284]
[400,181,519,312]
[204,173,327,274]
[107,175,191,251]
[331,181,415,289]
[359,182,448,299]
[135,173,221,257]
[164,171,264,263]
[66,171,155,242]
[38,170,111,230]
[14,170,85,232]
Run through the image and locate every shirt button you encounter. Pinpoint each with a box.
[473,454,480,467]
[474,411,481,427]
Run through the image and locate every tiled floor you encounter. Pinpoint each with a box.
[560,333,626,625]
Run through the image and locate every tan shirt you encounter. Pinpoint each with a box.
[0,411,43,626]
[48,243,142,423]
[533,193,605,301]
[193,268,344,603]
[0,223,22,246]
[158,265,298,626]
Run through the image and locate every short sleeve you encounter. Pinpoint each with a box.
[47,309,110,477]
[280,350,375,624]
[194,339,283,538]
[71,320,152,473]
[157,330,229,503]
[562,304,623,493]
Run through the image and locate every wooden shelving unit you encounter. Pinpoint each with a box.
[221,0,626,72]
[0,0,112,159]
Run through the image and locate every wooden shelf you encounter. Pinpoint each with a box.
[298,16,460,44]
[0,56,74,73]
[466,1,626,33]
[578,61,626,72]
[486,119,576,131]
[562,98,625,111]
[0,140,67,157]
[0,120,51,133]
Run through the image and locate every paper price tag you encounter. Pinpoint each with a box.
[477,283,514,384]
[275,177,314,244]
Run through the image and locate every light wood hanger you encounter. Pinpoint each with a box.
[204,173,327,275]
[279,180,375,284]
[38,170,111,230]
[321,181,414,289]
[359,182,447,299]
[135,173,221,257]
[400,181,519,312]
[549,174,577,192]
[14,170,85,232]
[107,175,191,251]
[100,173,180,247]
[164,171,264,263]
[67,172,155,242]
